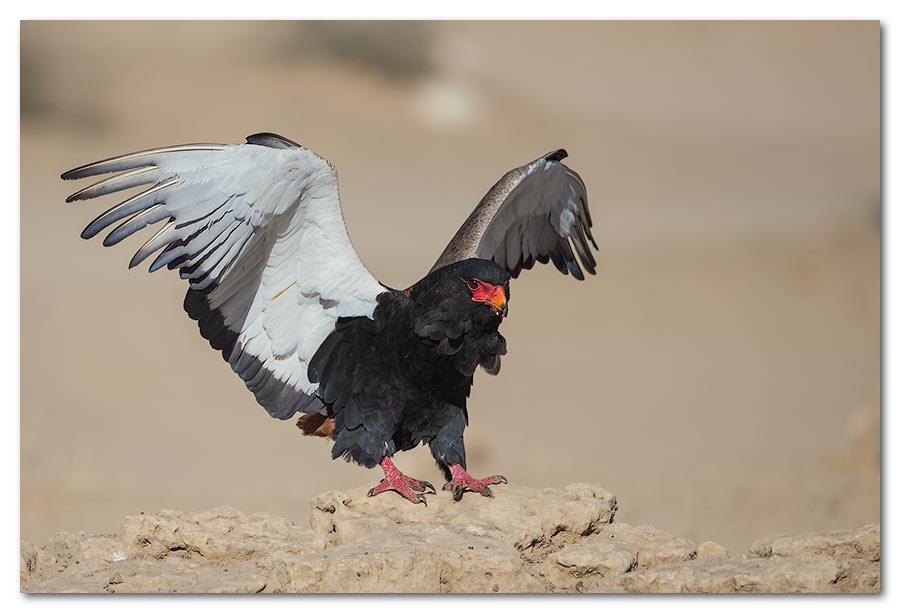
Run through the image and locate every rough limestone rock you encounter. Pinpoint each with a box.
[539,523,698,592]
[118,506,324,561]
[749,524,880,564]
[602,524,881,594]
[20,484,879,594]
[310,483,617,553]
[22,507,316,594]
[608,552,880,593]
[289,482,616,592]
[697,541,729,559]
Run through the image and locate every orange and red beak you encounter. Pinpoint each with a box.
[488,287,508,317]
[470,281,508,317]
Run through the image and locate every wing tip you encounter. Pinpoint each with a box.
[567,260,585,281]
[60,166,81,181]
[544,149,568,162]
[246,132,303,150]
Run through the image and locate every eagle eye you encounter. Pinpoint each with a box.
[466,278,480,291]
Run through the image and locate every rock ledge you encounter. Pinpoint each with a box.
[21,483,879,593]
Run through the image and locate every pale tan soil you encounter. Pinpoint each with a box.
[21,21,879,553]
[20,483,880,593]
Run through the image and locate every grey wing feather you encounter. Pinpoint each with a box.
[431,149,597,279]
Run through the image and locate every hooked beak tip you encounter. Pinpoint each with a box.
[492,298,508,318]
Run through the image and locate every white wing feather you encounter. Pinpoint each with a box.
[63,133,385,419]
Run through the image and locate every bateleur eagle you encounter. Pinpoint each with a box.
[61,133,597,504]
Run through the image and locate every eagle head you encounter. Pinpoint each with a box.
[409,258,511,325]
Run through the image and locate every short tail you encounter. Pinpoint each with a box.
[297,411,337,440]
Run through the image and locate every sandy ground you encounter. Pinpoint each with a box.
[20,21,880,553]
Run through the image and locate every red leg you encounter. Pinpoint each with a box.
[442,464,508,501]
[367,457,436,505]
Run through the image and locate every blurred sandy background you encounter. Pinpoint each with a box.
[20,21,880,552]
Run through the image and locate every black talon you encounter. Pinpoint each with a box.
[367,487,376,497]
[442,482,465,501]
[497,475,508,484]
[421,480,436,494]
[417,494,428,506]
[481,486,494,498]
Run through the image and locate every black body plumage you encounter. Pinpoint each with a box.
[308,259,510,478]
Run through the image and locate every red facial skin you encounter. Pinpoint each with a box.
[467,279,508,316]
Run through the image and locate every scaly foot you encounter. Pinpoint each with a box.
[442,464,507,501]
[367,457,436,505]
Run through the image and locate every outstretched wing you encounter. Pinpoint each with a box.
[62,132,386,420]
[431,149,597,279]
